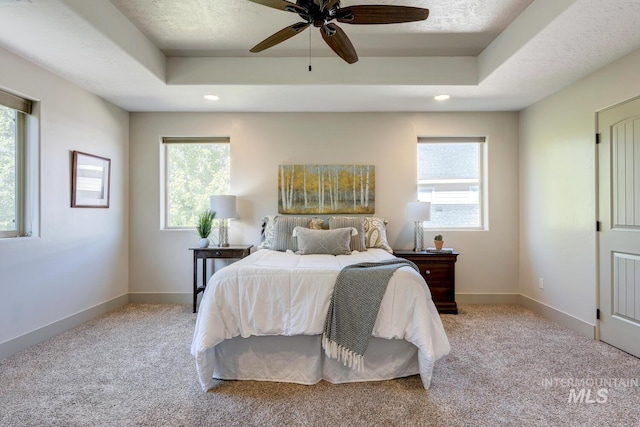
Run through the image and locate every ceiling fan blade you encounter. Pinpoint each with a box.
[337,5,429,25]
[321,23,358,64]
[246,0,307,14]
[250,22,310,53]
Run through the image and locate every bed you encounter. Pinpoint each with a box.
[191,216,450,391]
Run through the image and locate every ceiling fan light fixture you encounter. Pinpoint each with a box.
[247,0,429,65]
[434,94,451,101]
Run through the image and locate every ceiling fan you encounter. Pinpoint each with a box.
[247,0,430,64]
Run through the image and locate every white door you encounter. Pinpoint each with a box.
[598,96,640,357]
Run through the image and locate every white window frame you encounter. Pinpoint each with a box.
[160,136,231,230]
[0,89,38,239]
[417,136,487,230]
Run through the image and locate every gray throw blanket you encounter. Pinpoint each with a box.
[322,259,419,371]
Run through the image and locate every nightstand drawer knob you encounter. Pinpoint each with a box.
[215,251,222,256]
[424,269,431,275]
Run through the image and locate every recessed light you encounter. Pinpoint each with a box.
[434,94,450,101]
[204,94,220,101]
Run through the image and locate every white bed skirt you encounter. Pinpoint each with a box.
[210,335,420,386]
[192,249,450,390]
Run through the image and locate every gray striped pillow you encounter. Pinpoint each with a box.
[271,216,312,252]
[328,217,367,252]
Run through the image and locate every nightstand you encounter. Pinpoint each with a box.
[189,245,253,313]
[393,250,459,314]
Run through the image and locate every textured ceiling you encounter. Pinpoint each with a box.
[108,0,532,57]
[0,0,639,112]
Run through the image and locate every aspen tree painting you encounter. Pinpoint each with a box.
[278,165,375,214]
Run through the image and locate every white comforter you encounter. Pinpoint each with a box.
[191,248,450,390]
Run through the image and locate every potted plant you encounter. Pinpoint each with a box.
[434,234,444,251]
[196,210,216,248]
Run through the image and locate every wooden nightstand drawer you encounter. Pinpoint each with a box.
[393,249,459,314]
[209,249,244,258]
[413,262,450,282]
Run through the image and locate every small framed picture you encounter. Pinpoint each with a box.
[71,151,111,208]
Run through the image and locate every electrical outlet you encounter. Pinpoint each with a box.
[538,277,544,289]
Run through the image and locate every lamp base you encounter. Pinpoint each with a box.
[218,220,230,247]
[413,221,424,252]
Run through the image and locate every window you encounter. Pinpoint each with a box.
[161,137,230,229]
[0,89,35,238]
[417,137,486,229]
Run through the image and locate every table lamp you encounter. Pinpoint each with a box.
[407,201,431,252]
[209,195,238,247]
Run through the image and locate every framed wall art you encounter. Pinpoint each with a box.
[278,164,375,214]
[71,150,111,208]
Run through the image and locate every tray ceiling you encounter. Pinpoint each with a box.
[0,0,639,112]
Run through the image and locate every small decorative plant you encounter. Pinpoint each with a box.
[196,210,216,247]
[434,234,444,250]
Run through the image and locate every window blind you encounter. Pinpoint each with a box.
[162,137,230,144]
[0,89,32,115]
[418,136,486,143]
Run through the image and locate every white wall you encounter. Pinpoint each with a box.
[129,112,519,299]
[519,47,640,327]
[2,28,638,354]
[0,47,129,349]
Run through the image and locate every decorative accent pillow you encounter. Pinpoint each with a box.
[258,215,278,249]
[364,217,392,253]
[293,227,353,255]
[328,217,367,252]
[271,216,312,252]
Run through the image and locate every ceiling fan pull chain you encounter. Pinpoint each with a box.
[309,28,312,72]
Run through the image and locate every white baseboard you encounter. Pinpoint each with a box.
[456,293,521,305]
[519,295,595,339]
[128,292,191,305]
[1,292,597,361]
[456,293,595,339]
[0,294,129,361]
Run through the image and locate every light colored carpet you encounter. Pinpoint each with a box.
[0,304,638,426]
